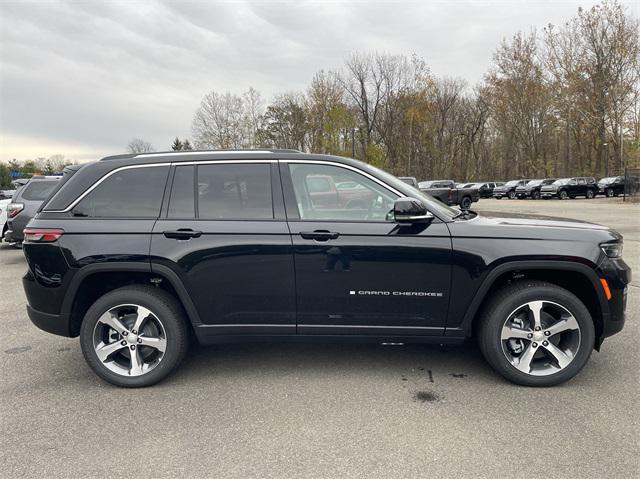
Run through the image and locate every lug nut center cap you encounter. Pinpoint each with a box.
[126,333,138,344]
[533,332,545,342]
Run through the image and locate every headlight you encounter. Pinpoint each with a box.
[600,242,623,258]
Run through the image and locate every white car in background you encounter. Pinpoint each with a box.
[0,198,11,240]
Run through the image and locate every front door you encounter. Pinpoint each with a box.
[281,161,452,336]
[150,161,296,338]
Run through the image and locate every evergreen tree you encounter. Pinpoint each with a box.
[171,137,183,151]
[182,139,193,150]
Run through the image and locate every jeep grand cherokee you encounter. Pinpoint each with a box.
[22,150,630,387]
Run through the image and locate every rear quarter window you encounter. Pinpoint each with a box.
[73,166,169,218]
[20,180,59,201]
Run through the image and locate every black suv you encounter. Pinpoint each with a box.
[515,179,556,199]
[540,177,598,199]
[597,176,625,197]
[492,179,531,199]
[22,151,630,387]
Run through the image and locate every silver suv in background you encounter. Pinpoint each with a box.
[5,176,61,244]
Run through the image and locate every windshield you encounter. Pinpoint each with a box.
[462,183,476,188]
[552,179,569,185]
[526,180,542,186]
[359,162,459,219]
[504,180,519,187]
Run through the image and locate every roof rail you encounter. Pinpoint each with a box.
[100,149,303,161]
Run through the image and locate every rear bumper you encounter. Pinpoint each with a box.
[26,304,71,337]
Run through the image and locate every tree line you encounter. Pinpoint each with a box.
[189,0,639,181]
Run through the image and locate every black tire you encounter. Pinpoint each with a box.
[586,189,595,199]
[606,188,614,198]
[508,191,516,199]
[80,285,188,387]
[477,280,595,387]
[559,190,568,200]
[532,191,541,200]
[460,196,472,210]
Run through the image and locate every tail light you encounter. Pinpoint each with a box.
[23,228,64,243]
[7,203,24,218]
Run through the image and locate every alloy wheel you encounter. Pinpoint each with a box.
[500,300,581,376]
[92,304,167,377]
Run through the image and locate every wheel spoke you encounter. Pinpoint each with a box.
[132,306,153,333]
[95,341,126,362]
[528,301,544,330]
[129,348,144,376]
[542,342,573,369]
[501,325,532,341]
[98,312,129,334]
[545,315,579,337]
[514,344,536,373]
[138,336,167,353]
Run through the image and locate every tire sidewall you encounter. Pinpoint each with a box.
[80,287,187,387]
[479,283,595,387]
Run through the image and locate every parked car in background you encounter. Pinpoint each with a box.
[0,198,11,240]
[4,176,61,244]
[492,179,531,199]
[1,189,16,200]
[398,176,418,187]
[597,176,625,197]
[540,177,598,200]
[466,182,504,198]
[515,179,556,199]
[418,180,479,209]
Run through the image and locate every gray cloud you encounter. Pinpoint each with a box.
[1,0,638,162]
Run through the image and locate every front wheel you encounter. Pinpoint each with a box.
[460,196,472,210]
[507,191,516,199]
[606,188,614,198]
[532,191,541,200]
[478,281,595,387]
[80,285,188,387]
[559,190,569,200]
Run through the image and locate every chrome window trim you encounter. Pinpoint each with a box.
[46,158,401,214]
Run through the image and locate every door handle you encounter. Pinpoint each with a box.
[163,228,202,240]
[300,230,340,241]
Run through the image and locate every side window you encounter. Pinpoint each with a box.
[74,166,169,218]
[569,179,577,185]
[288,163,397,221]
[168,166,195,218]
[577,178,586,185]
[197,163,273,220]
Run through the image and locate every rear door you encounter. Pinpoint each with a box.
[282,160,452,336]
[150,161,296,337]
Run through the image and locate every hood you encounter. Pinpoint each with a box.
[454,210,621,243]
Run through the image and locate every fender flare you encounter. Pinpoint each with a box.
[458,260,608,335]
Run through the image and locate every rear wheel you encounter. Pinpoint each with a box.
[532,191,541,200]
[80,285,188,387]
[478,281,595,386]
[460,196,472,210]
[586,189,595,199]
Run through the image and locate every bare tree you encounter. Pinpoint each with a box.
[126,138,154,154]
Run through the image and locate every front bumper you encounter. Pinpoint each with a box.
[540,191,558,198]
[598,257,631,342]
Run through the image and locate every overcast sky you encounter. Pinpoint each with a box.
[1,0,638,163]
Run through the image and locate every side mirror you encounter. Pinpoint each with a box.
[393,197,433,223]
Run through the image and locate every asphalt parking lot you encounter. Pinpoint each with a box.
[1,198,638,479]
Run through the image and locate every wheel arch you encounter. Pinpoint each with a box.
[63,263,201,337]
[461,261,608,346]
